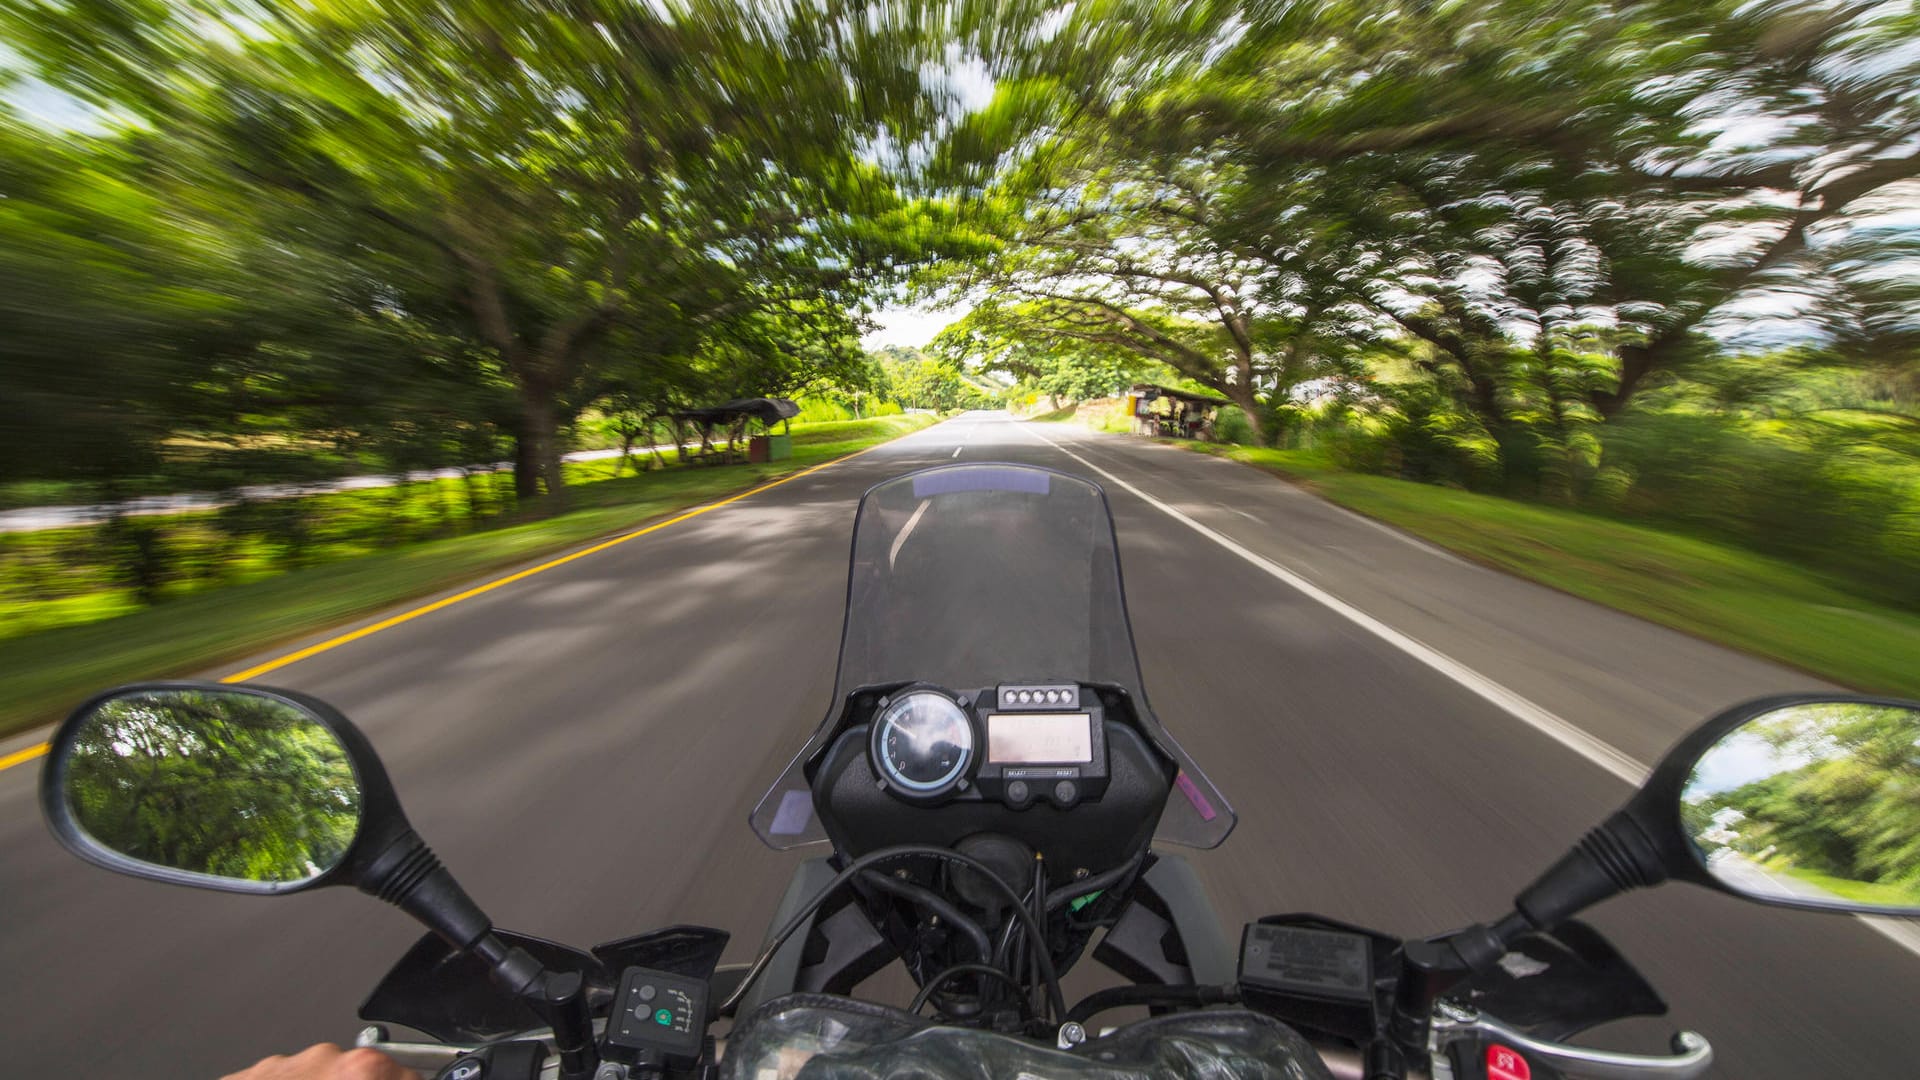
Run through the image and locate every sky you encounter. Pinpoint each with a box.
[861,302,965,350]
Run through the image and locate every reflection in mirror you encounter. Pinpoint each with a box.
[1683,701,1920,914]
[61,688,362,886]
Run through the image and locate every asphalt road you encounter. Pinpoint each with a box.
[3,412,1916,1077]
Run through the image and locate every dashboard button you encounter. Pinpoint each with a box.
[1006,779,1030,806]
[1053,780,1078,806]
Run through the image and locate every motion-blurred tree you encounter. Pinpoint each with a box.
[4,0,959,501]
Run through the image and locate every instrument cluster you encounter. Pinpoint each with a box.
[869,684,1110,810]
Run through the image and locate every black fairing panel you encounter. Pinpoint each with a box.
[1449,920,1666,1041]
[813,719,1170,881]
[360,930,607,1043]
[591,925,730,980]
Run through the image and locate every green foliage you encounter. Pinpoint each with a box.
[876,347,994,411]
[1692,704,1920,903]
[66,689,360,883]
[3,0,1917,642]
[1213,407,1255,446]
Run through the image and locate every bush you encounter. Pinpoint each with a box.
[794,398,856,423]
[1212,406,1255,445]
[1599,411,1920,606]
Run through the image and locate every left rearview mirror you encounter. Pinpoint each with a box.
[42,682,496,956]
[42,683,386,893]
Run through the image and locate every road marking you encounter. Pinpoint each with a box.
[220,443,893,683]
[0,743,48,772]
[1026,425,1920,959]
[952,446,963,458]
[0,437,903,773]
[1030,427,1646,784]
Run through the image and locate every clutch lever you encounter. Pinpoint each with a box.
[1429,1002,1712,1080]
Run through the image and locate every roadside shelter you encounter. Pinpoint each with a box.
[671,397,801,464]
[1124,384,1231,439]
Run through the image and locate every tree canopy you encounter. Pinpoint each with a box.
[2,0,1915,597]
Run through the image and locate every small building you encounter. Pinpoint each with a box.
[1124,384,1231,440]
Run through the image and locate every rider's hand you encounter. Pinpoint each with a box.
[220,1043,414,1080]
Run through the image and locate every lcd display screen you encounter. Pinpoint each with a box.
[986,713,1093,764]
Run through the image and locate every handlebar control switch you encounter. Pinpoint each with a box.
[603,966,710,1071]
[1237,922,1378,1042]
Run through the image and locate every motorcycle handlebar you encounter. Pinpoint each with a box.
[356,1004,1714,1080]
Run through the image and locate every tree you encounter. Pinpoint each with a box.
[879,349,989,411]
[5,0,956,501]
[935,307,1151,408]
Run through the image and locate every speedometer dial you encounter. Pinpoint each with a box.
[871,691,974,797]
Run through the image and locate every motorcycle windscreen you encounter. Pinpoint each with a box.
[749,463,1233,850]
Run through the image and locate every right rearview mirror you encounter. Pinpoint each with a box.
[1681,699,1920,915]
[1514,694,1920,933]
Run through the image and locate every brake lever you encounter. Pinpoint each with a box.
[1429,1002,1712,1080]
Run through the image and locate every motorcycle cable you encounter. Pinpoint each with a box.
[1046,850,1146,914]
[1028,856,1046,1021]
[719,844,1067,1023]
[1065,983,1242,1026]
[858,869,993,961]
[908,963,1031,1020]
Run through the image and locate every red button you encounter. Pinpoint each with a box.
[1487,1044,1530,1080]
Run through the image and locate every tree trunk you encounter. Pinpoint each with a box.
[613,430,635,478]
[1226,381,1264,445]
[648,414,669,470]
[515,391,566,503]
[512,427,541,501]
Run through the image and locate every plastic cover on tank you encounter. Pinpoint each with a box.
[748,463,1234,849]
[722,995,1335,1080]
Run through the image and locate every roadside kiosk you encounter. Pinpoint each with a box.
[1124,384,1230,440]
[671,397,800,465]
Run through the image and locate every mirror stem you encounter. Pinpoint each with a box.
[473,936,599,1080]
[1511,809,1669,935]
[359,831,599,1077]
[359,829,493,951]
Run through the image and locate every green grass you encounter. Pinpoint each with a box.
[0,414,934,739]
[1776,864,1920,908]
[1179,442,1920,698]
[1031,399,1132,433]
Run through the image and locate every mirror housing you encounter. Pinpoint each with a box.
[1511,692,1920,933]
[42,681,494,951]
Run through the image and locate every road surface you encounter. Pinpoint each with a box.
[2,412,1914,1076]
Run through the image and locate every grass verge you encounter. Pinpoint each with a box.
[1776,864,1920,908]
[1028,399,1132,433]
[1178,442,1920,699]
[0,414,934,739]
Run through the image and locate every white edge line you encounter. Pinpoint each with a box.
[1018,424,1920,959]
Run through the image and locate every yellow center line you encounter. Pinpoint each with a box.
[0,440,894,775]
[0,743,48,772]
